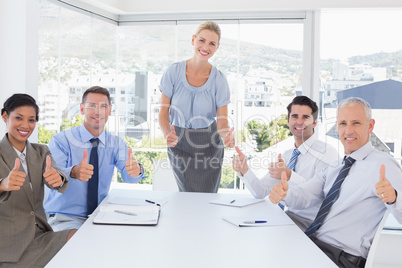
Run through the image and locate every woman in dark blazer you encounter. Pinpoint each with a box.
[0,94,76,267]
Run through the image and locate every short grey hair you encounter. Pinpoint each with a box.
[337,97,372,121]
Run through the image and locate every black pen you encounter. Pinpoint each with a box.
[230,199,236,204]
[145,199,156,204]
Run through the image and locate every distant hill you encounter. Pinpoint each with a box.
[214,38,303,76]
[349,50,402,77]
[38,2,400,83]
[321,50,402,78]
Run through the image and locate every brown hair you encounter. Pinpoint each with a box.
[82,86,111,104]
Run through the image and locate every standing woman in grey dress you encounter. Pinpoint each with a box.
[159,21,234,193]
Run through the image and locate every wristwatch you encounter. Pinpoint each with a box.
[387,190,398,205]
[139,163,144,175]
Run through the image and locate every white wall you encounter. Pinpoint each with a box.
[0,0,39,141]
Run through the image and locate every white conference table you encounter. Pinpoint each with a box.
[46,189,337,268]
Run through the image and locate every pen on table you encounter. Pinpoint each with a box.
[114,210,137,216]
[243,221,267,224]
[146,199,162,207]
[230,199,236,204]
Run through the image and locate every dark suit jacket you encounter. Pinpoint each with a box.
[0,134,68,262]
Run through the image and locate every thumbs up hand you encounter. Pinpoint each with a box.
[232,146,248,176]
[125,148,141,177]
[268,153,291,180]
[223,127,235,148]
[0,158,26,192]
[166,125,178,148]
[70,149,94,182]
[43,155,63,188]
[269,171,289,204]
[375,164,397,204]
[278,154,285,164]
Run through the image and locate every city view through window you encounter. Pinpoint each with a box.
[320,9,402,167]
[38,1,402,190]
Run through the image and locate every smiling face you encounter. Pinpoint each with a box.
[2,106,36,152]
[337,103,374,155]
[191,29,219,62]
[80,93,111,136]
[287,104,317,145]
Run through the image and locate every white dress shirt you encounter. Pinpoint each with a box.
[284,141,402,258]
[240,133,340,224]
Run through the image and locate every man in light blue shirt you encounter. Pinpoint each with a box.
[269,97,402,268]
[44,86,144,231]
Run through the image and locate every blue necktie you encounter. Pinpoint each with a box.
[287,148,301,171]
[305,157,356,238]
[278,149,301,210]
[87,138,99,215]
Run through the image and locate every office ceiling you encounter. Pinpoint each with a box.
[56,0,402,16]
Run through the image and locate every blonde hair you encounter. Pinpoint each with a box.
[195,21,221,42]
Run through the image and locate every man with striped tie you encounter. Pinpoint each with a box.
[269,97,402,268]
[233,96,339,231]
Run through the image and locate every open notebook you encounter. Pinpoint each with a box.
[93,204,161,225]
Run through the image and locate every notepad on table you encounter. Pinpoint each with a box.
[209,198,265,207]
[93,204,160,225]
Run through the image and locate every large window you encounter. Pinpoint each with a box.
[320,9,402,163]
[38,1,305,189]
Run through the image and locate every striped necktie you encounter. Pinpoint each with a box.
[287,148,301,171]
[305,157,356,238]
[278,148,301,210]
